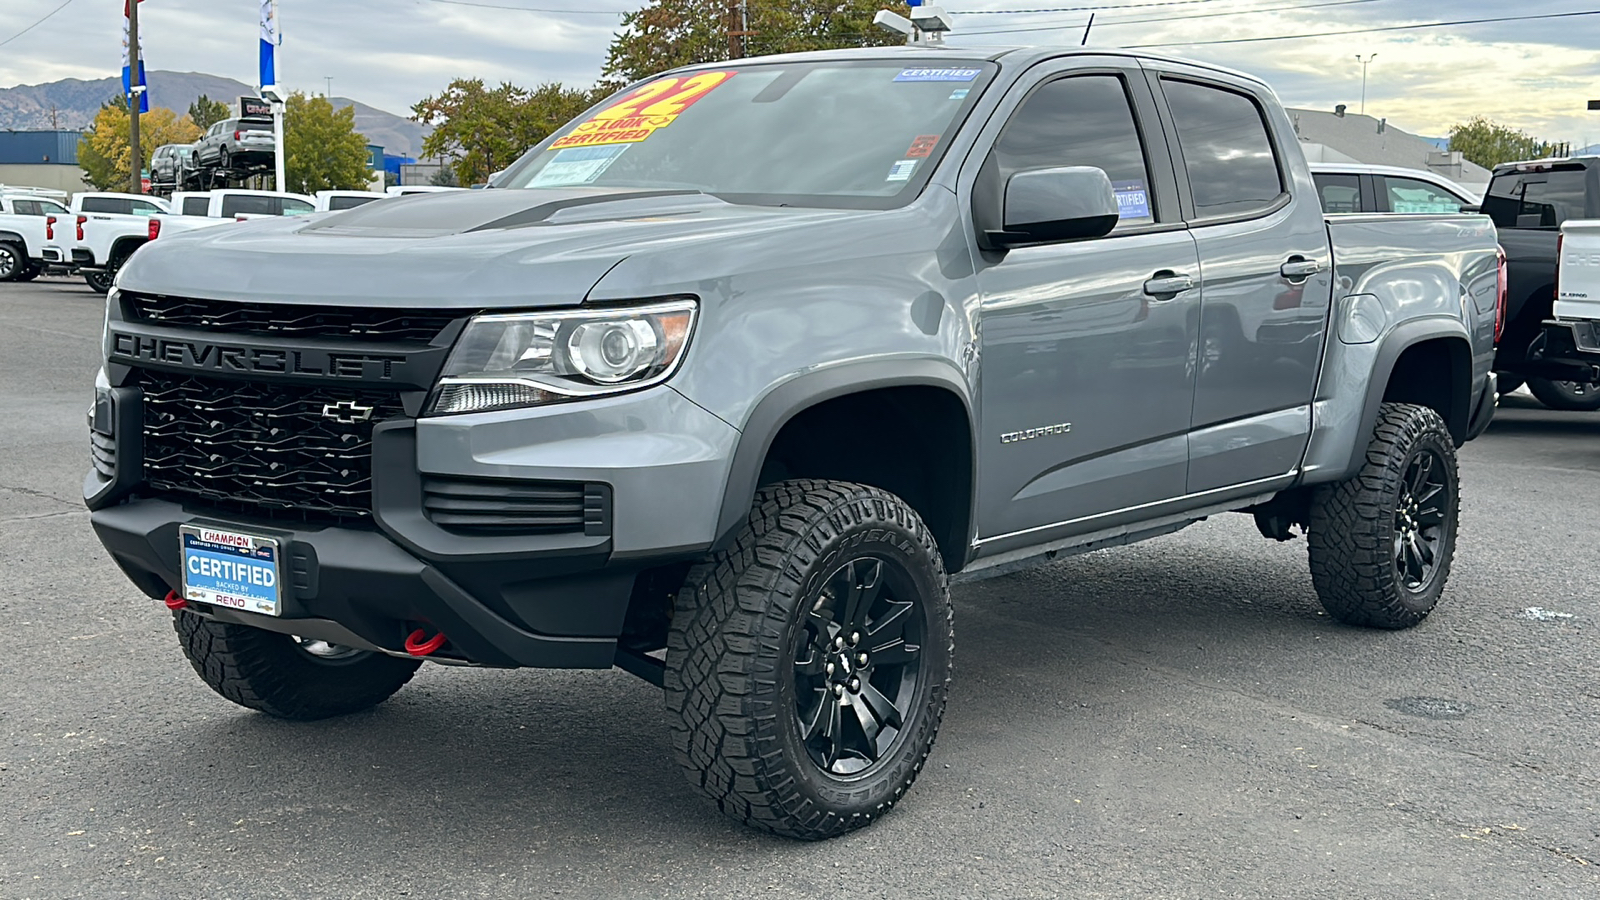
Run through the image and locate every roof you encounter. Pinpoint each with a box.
[1287,108,1491,186]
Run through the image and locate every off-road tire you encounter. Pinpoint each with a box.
[1308,402,1459,629]
[0,241,23,281]
[1526,377,1600,412]
[173,612,421,720]
[665,480,953,840]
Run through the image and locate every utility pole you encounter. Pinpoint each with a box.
[726,1,750,59]
[128,0,142,194]
[1355,53,1377,116]
[324,75,332,98]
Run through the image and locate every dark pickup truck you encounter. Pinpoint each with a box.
[1483,156,1600,409]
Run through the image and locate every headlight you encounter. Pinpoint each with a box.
[429,298,697,415]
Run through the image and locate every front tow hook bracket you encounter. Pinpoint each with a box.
[163,590,187,610]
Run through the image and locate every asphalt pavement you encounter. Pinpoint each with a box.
[2,277,1597,899]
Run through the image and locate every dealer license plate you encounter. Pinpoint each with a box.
[179,526,281,616]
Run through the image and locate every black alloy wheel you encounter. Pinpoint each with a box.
[1527,377,1600,412]
[1392,447,1450,593]
[792,556,925,777]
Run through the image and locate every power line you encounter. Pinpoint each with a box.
[0,0,78,50]
[422,0,629,13]
[952,0,1232,12]
[960,0,1388,35]
[1126,9,1600,47]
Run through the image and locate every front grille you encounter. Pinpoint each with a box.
[123,292,459,342]
[423,476,610,536]
[138,371,403,520]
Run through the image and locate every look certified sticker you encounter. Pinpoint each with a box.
[180,526,281,617]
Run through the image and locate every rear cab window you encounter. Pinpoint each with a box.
[1483,164,1594,229]
[327,196,377,211]
[182,197,210,216]
[80,197,131,215]
[220,195,278,217]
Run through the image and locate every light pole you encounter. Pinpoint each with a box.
[1356,53,1377,115]
[324,76,333,98]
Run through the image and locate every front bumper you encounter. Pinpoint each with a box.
[87,383,741,668]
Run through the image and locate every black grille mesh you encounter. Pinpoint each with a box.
[123,292,458,342]
[90,430,116,480]
[138,372,403,520]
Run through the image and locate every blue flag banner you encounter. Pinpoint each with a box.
[259,0,278,90]
[120,5,148,112]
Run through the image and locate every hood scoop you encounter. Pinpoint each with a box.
[301,187,715,238]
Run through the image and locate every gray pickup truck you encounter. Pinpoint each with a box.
[87,47,1501,840]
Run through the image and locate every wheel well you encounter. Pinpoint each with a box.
[1382,337,1471,443]
[109,237,148,266]
[758,386,973,573]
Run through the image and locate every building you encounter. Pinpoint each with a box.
[1287,106,1491,194]
[0,130,89,194]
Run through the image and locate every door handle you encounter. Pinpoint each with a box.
[1142,272,1194,298]
[1280,257,1321,281]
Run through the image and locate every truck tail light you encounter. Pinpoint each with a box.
[233,129,241,140]
[45,216,54,240]
[75,215,85,241]
[148,218,161,241]
[1495,244,1508,345]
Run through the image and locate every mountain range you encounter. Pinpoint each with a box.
[0,70,429,158]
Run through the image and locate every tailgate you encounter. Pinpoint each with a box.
[1555,220,1600,321]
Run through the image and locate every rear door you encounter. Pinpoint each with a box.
[971,61,1201,544]
[1149,68,1333,492]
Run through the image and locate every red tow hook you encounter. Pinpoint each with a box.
[163,590,187,610]
[404,628,447,657]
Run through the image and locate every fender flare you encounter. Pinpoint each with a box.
[712,358,977,553]
[1347,318,1473,474]
[0,229,27,247]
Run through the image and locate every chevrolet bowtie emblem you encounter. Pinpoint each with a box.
[322,400,375,424]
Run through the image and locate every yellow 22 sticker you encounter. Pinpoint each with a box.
[552,71,735,149]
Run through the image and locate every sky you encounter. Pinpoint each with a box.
[1,0,1598,144]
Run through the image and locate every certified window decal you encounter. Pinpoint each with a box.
[894,68,982,83]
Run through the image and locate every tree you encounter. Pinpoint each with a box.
[282,92,373,193]
[77,95,202,190]
[602,0,909,85]
[1448,117,1570,170]
[188,94,231,130]
[412,79,600,186]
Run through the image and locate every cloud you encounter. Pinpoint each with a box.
[1,0,1596,143]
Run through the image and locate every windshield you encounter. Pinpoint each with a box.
[500,60,994,208]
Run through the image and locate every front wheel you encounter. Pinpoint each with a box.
[174,613,421,720]
[1526,377,1600,411]
[1307,402,1459,629]
[665,480,953,840]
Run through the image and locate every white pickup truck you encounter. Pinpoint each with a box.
[0,188,72,282]
[1550,220,1600,379]
[68,193,171,292]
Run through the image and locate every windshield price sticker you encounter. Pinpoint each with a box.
[530,145,629,187]
[552,71,734,149]
[180,526,281,617]
[887,159,919,182]
[895,68,981,83]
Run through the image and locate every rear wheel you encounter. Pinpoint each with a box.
[1308,402,1459,629]
[173,612,421,720]
[0,241,23,281]
[665,480,953,840]
[1526,377,1600,411]
[83,268,114,294]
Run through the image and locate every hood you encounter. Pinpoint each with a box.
[118,187,864,309]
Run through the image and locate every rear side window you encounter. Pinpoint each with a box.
[1483,167,1590,229]
[1313,173,1362,213]
[12,199,40,216]
[80,197,131,214]
[182,197,209,216]
[327,195,377,210]
[1164,79,1283,218]
[1381,176,1467,213]
[987,74,1156,228]
[220,195,278,216]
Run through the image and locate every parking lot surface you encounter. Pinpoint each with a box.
[2,278,1598,899]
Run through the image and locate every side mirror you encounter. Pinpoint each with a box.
[987,166,1121,248]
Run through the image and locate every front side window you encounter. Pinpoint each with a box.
[1313,173,1362,213]
[1164,79,1283,218]
[1483,167,1590,229]
[281,198,314,215]
[1382,176,1468,213]
[41,199,67,216]
[987,74,1156,228]
[501,60,994,209]
[129,199,162,214]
